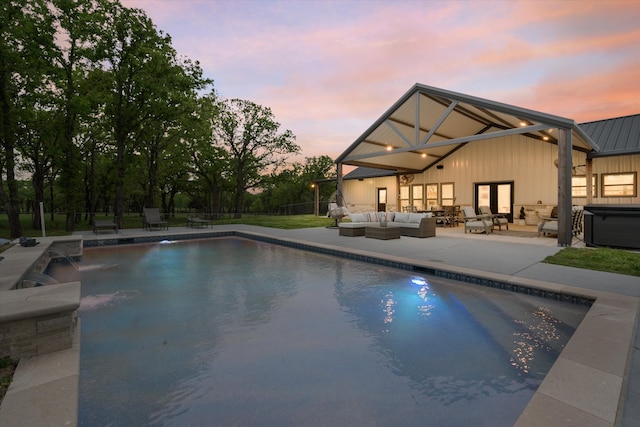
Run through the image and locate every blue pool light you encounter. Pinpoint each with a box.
[410,277,428,286]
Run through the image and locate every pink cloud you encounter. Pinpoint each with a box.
[118,0,640,160]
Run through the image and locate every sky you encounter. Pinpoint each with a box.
[120,0,640,162]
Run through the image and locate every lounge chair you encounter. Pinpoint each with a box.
[93,218,118,235]
[538,206,584,237]
[478,206,509,231]
[143,208,168,230]
[187,216,213,228]
[461,206,493,234]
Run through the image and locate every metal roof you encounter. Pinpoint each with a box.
[579,114,640,158]
[336,83,600,173]
[343,166,396,180]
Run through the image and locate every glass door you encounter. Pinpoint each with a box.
[377,188,387,212]
[475,182,513,222]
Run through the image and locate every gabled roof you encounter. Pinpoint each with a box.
[336,83,600,173]
[579,114,640,158]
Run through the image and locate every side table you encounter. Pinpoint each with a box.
[365,225,401,240]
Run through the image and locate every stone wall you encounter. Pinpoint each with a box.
[0,282,80,360]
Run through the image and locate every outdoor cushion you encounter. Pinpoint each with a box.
[349,213,366,222]
[365,212,379,222]
[338,222,365,229]
[408,213,425,223]
[394,212,410,223]
[377,211,395,222]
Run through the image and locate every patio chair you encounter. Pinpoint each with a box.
[442,205,459,227]
[327,202,350,226]
[538,206,584,237]
[461,206,493,234]
[187,216,214,228]
[143,208,168,231]
[478,206,509,231]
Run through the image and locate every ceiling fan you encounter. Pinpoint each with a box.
[399,174,414,185]
[553,159,588,176]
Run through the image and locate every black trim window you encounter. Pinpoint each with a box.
[411,184,424,211]
[572,175,597,198]
[426,183,438,210]
[400,185,410,210]
[441,182,455,206]
[601,172,637,197]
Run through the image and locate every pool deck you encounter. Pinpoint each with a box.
[1,223,639,426]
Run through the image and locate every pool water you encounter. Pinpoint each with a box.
[48,237,588,426]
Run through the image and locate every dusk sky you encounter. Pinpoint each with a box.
[121,0,640,162]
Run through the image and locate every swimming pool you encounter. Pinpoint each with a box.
[48,237,588,426]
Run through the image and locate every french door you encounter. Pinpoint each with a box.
[475,182,513,222]
[377,188,387,212]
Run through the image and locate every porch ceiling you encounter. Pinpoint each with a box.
[337,84,600,173]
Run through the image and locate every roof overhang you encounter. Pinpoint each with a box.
[336,83,600,173]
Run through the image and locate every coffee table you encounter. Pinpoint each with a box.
[365,225,401,240]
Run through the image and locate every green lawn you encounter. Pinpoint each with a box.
[0,357,17,404]
[0,213,335,241]
[2,213,639,277]
[543,247,640,277]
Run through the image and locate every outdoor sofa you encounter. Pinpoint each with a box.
[338,211,436,238]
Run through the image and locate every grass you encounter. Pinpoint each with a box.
[0,357,18,404]
[213,214,336,229]
[543,247,640,277]
[0,213,336,241]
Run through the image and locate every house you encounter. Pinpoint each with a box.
[334,84,640,246]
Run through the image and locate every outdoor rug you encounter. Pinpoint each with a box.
[493,230,541,238]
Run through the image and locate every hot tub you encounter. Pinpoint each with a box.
[584,204,640,249]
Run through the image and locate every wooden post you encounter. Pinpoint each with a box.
[313,183,319,216]
[336,163,344,207]
[557,128,572,246]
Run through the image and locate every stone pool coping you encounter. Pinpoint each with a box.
[1,229,637,426]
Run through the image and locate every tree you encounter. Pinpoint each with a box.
[136,56,209,211]
[0,0,56,237]
[183,92,232,216]
[16,107,58,229]
[213,98,299,218]
[48,0,112,231]
[101,4,211,226]
[259,155,335,213]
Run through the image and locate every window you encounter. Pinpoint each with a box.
[411,184,424,211]
[441,182,455,206]
[572,175,597,198]
[602,172,637,197]
[426,184,438,210]
[400,185,410,210]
